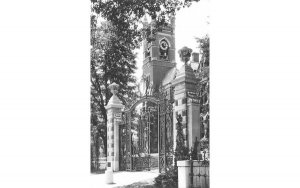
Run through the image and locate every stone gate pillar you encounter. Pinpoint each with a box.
[172,47,200,149]
[105,83,124,172]
[187,97,201,150]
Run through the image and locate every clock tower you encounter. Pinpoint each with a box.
[142,17,176,92]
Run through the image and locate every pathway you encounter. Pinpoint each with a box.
[90,169,159,188]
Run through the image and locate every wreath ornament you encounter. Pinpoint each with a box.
[160,40,169,50]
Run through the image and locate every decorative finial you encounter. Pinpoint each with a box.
[108,82,119,96]
[143,15,148,24]
[178,46,193,65]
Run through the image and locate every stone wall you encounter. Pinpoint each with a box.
[177,160,209,188]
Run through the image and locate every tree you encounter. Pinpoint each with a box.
[90,0,202,173]
[90,17,138,172]
[91,0,201,45]
[197,34,209,132]
[196,34,209,67]
[195,35,209,161]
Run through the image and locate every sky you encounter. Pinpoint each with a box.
[135,0,209,79]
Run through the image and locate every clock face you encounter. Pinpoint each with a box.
[160,40,169,50]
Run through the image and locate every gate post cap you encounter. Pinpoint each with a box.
[109,82,119,95]
[177,160,191,167]
[106,82,124,109]
[178,46,192,65]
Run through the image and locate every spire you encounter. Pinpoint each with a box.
[143,15,148,24]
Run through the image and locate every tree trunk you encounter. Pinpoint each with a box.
[101,134,107,157]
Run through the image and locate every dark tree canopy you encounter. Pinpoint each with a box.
[197,34,209,67]
[91,0,200,45]
[90,20,139,172]
[195,35,209,157]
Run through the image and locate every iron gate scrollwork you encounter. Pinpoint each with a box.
[158,98,174,173]
[119,93,173,172]
[131,105,154,171]
[119,112,131,171]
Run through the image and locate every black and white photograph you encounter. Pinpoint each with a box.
[90,0,209,187]
[1,0,300,188]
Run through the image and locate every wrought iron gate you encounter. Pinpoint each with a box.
[119,112,131,171]
[119,95,173,172]
[158,98,174,173]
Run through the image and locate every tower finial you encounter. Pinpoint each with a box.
[143,15,148,24]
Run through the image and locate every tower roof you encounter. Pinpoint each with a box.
[172,64,197,87]
[162,67,178,86]
[176,64,196,80]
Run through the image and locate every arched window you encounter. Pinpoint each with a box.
[159,39,169,60]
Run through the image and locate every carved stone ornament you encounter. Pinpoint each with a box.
[178,46,193,65]
[108,82,119,96]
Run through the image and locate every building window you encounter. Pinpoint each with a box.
[175,100,178,106]
[159,39,169,60]
[182,110,187,116]
[182,98,187,104]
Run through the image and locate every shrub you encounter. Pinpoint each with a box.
[154,167,178,188]
[175,115,189,161]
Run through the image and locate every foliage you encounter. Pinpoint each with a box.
[91,0,200,44]
[196,34,209,67]
[90,0,202,175]
[154,166,178,188]
[90,18,139,172]
[189,137,209,162]
[195,35,209,139]
[190,137,200,160]
[195,35,210,162]
[154,115,189,187]
[175,115,190,161]
[90,116,102,172]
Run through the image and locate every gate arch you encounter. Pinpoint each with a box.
[119,96,173,172]
[125,96,159,112]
